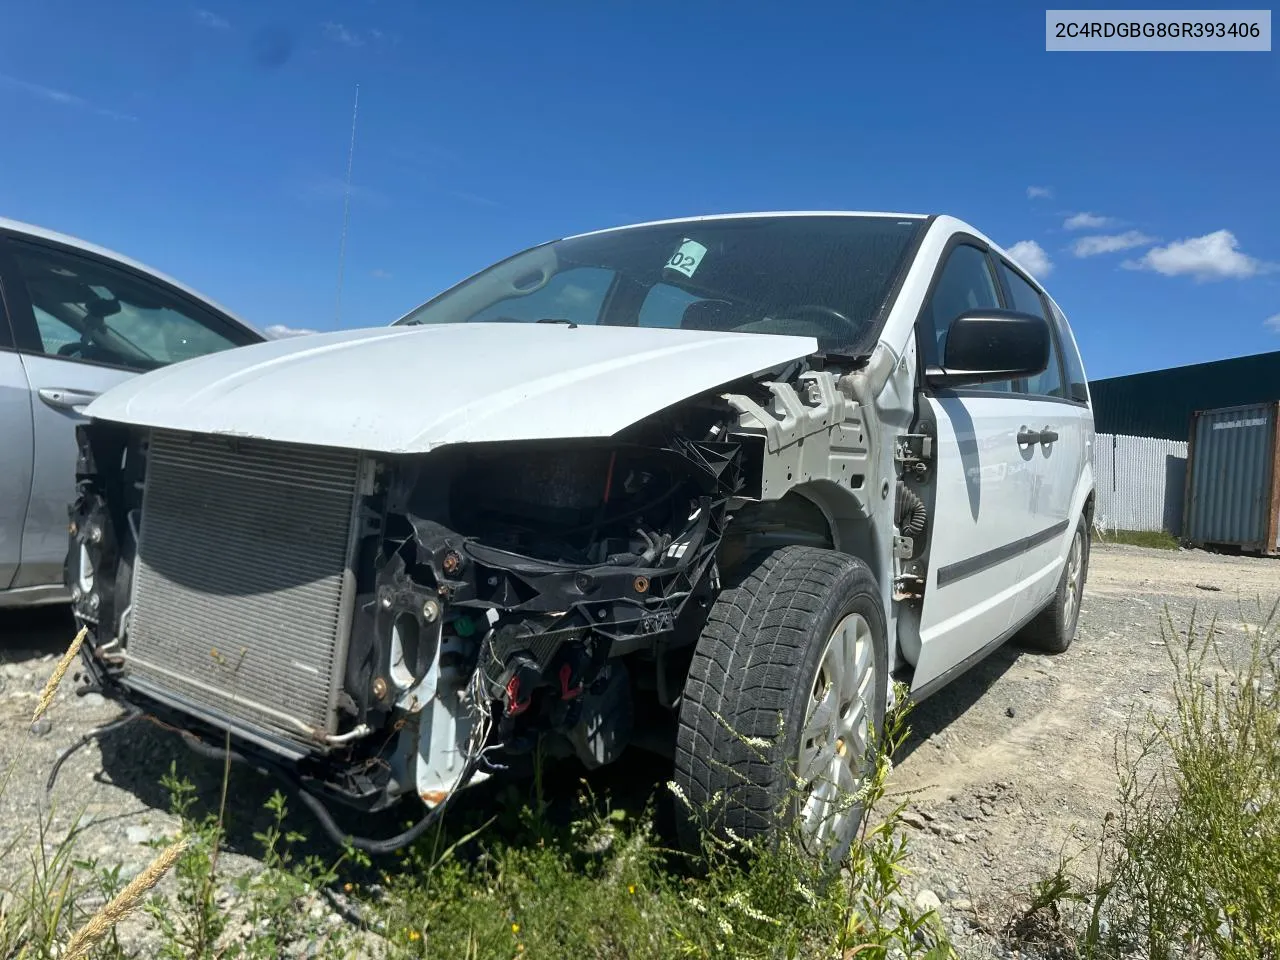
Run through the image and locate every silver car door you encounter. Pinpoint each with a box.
[1,235,256,590]
[0,297,34,591]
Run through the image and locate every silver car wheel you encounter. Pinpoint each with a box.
[797,612,876,852]
[1063,528,1084,628]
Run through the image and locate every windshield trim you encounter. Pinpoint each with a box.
[563,209,930,242]
[857,212,936,356]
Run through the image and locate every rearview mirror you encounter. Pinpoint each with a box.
[927,310,1050,388]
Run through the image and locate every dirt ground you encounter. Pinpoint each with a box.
[2,541,1276,957]
[885,542,1278,954]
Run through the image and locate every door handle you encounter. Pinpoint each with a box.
[38,387,100,412]
[1017,426,1041,446]
[1039,427,1059,445]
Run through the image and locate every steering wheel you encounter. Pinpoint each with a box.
[779,304,866,340]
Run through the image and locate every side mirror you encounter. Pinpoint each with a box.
[927,310,1050,388]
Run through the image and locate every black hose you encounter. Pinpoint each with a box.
[294,787,453,856]
[46,707,141,793]
[177,728,276,778]
[895,483,928,537]
[177,726,474,855]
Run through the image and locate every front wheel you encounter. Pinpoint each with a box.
[672,546,888,863]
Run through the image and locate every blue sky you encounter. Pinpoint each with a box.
[1,1,1277,379]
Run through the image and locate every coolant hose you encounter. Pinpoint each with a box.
[895,483,928,537]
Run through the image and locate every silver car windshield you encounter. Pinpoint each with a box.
[395,215,925,355]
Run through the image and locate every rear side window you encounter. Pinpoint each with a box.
[1050,301,1090,403]
[997,261,1066,400]
[1000,262,1047,319]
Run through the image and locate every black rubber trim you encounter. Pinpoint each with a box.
[935,519,1069,587]
[0,236,22,351]
[907,515,1083,702]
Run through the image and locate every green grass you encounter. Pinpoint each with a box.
[1012,600,1280,959]
[1,680,955,960]
[1097,528,1181,551]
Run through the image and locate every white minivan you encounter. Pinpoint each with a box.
[67,212,1093,859]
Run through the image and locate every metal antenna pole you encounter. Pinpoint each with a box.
[334,83,360,326]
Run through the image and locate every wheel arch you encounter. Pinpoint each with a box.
[721,480,888,597]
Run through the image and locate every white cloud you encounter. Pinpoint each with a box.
[264,324,318,338]
[5,76,80,106]
[1124,229,1270,281]
[1007,240,1053,278]
[323,21,364,46]
[1064,212,1113,230]
[195,8,229,29]
[1026,186,1053,199]
[0,73,136,121]
[371,268,392,279]
[1071,231,1155,258]
[1265,313,1280,334]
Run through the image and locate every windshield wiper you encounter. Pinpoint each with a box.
[535,318,578,328]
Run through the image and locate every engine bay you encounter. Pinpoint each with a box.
[64,391,755,820]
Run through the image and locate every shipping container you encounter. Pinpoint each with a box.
[1183,401,1280,556]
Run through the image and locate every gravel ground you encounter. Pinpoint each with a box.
[886,541,1278,956]
[2,540,1276,957]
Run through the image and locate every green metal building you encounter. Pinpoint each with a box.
[1089,349,1280,441]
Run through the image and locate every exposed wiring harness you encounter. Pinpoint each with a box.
[895,483,928,537]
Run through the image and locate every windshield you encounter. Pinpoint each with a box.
[395,215,925,355]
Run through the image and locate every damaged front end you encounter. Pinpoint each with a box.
[65,397,745,844]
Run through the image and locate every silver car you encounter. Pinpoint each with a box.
[0,218,266,609]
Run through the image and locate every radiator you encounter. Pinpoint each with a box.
[124,430,363,748]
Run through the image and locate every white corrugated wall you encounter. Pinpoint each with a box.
[1092,433,1189,534]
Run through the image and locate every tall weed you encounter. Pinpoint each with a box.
[1016,602,1280,959]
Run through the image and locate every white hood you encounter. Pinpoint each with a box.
[86,323,818,454]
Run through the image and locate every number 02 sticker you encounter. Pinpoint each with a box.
[666,239,707,278]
